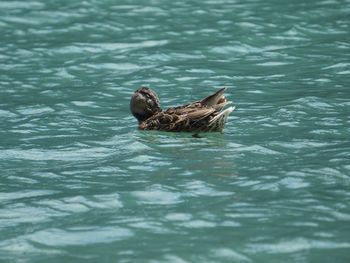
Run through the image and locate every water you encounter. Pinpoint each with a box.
[1,0,350,262]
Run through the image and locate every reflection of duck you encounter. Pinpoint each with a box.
[130,87,235,132]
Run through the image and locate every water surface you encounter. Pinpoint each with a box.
[1,0,350,262]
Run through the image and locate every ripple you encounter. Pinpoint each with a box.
[0,190,58,202]
[0,147,112,161]
[0,204,66,226]
[83,63,142,73]
[128,221,169,234]
[0,1,44,9]
[54,40,169,54]
[212,248,251,262]
[0,109,17,118]
[29,227,133,246]
[183,180,232,197]
[232,145,282,155]
[246,238,350,254]
[165,213,193,221]
[37,193,122,213]
[132,185,182,205]
[256,61,291,66]
[182,220,216,228]
[16,105,55,116]
[278,177,310,189]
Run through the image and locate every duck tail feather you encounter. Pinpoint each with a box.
[200,87,227,106]
[209,106,235,131]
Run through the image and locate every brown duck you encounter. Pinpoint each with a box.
[130,87,235,132]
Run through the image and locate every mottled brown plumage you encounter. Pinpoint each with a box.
[130,87,235,132]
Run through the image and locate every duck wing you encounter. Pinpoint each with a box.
[139,106,217,132]
[167,88,228,109]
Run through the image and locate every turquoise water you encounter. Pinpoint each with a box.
[1,0,350,262]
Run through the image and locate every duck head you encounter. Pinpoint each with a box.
[130,87,162,123]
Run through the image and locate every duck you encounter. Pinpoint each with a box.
[130,87,235,132]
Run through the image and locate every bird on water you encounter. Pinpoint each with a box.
[130,87,235,132]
